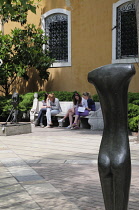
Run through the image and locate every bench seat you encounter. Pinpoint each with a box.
[30,93,104,130]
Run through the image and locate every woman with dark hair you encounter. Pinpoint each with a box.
[58,92,82,128]
[34,92,48,128]
[71,92,95,129]
[72,92,82,107]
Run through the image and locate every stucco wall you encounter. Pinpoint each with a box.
[3,0,139,95]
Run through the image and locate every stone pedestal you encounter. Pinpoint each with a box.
[0,123,32,136]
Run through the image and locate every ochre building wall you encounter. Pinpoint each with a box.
[3,0,139,96]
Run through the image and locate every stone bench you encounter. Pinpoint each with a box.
[30,93,104,130]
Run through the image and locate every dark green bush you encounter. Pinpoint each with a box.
[128,116,139,132]
[128,104,139,118]
[128,103,139,131]
[0,95,13,120]
[131,100,139,105]
[37,91,78,101]
[128,92,139,103]
[128,103,139,132]
[49,91,74,101]
[92,94,99,102]
[127,93,139,132]
[37,91,46,100]
[19,93,34,112]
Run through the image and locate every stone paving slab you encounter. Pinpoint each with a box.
[31,193,80,210]
[0,125,139,209]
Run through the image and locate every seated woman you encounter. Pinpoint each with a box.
[58,92,82,129]
[71,92,95,129]
[34,92,48,128]
[46,93,62,128]
[86,92,96,111]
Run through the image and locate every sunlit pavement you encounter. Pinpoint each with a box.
[0,124,139,209]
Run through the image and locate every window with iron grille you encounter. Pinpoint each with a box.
[117,2,138,59]
[42,9,71,67]
[112,0,138,63]
[45,14,68,62]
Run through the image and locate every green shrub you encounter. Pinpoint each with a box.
[19,93,34,112]
[131,100,139,105]
[128,103,139,118]
[127,92,139,131]
[48,91,74,101]
[37,91,79,101]
[128,92,139,103]
[0,95,12,120]
[128,116,139,132]
[92,94,99,102]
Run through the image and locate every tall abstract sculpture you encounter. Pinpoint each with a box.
[88,63,135,210]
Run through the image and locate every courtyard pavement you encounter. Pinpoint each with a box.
[0,124,139,210]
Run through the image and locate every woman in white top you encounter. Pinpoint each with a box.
[46,93,61,128]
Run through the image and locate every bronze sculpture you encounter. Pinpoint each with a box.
[5,91,20,124]
[88,63,135,210]
[11,91,19,123]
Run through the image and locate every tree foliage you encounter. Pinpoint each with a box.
[0,0,41,26]
[0,24,55,96]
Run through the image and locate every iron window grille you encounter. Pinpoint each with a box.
[45,14,68,63]
[116,2,138,59]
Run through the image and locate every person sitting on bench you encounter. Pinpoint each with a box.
[58,92,82,128]
[58,92,82,129]
[46,93,62,128]
[71,92,96,129]
[34,92,48,128]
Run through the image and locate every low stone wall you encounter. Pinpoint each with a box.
[0,123,32,136]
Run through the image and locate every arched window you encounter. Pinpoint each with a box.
[112,0,138,63]
[42,9,71,67]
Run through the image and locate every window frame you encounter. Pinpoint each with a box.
[112,0,138,63]
[41,8,71,67]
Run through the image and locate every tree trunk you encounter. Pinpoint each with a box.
[0,17,4,35]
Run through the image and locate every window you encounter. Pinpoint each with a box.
[42,9,71,67]
[112,0,138,63]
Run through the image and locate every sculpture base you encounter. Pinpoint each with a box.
[0,123,32,136]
